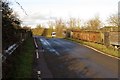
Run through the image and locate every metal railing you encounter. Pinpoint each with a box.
[2,39,25,62]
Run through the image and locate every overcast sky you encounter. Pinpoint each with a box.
[9,0,119,28]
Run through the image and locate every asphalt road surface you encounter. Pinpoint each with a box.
[37,36,119,78]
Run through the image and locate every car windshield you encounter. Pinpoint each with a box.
[52,32,56,35]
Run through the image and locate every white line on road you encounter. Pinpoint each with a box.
[37,71,41,75]
[37,71,41,80]
[84,45,120,60]
[34,38,38,48]
[40,38,60,56]
[36,50,39,59]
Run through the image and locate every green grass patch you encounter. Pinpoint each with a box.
[65,38,120,58]
[9,37,35,79]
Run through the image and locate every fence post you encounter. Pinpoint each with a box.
[104,32,110,47]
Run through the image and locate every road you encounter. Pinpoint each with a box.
[35,36,119,78]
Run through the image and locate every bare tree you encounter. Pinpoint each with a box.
[67,18,76,30]
[48,21,55,30]
[107,13,118,27]
[36,24,43,28]
[67,18,81,30]
[76,18,81,29]
[55,19,66,38]
[86,16,101,30]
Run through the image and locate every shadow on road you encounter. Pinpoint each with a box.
[43,51,92,78]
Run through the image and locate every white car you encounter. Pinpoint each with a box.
[51,32,56,38]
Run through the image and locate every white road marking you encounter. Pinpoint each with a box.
[40,38,60,55]
[84,45,120,60]
[37,71,41,80]
[49,49,60,55]
[37,71,41,75]
[34,38,38,48]
[36,50,39,59]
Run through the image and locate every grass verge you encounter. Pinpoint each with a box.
[8,37,35,79]
[65,38,120,58]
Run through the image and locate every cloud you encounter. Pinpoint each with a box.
[10,0,119,28]
[20,11,58,28]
